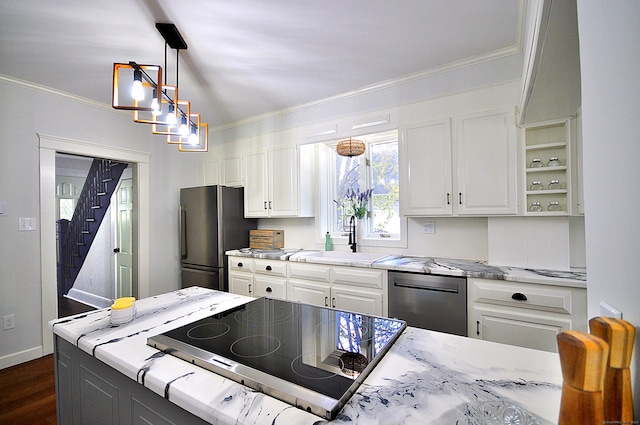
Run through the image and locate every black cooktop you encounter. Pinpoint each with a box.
[148,297,406,419]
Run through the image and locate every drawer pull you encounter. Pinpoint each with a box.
[238,262,243,268]
[511,292,528,301]
[266,286,272,293]
[324,296,329,307]
[476,320,480,336]
[265,265,272,271]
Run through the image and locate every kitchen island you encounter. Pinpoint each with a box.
[49,287,563,425]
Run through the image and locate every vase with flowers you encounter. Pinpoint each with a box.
[334,186,373,220]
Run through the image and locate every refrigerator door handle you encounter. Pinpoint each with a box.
[180,206,187,259]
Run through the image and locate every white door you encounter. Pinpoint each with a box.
[332,286,383,316]
[269,146,298,216]
[456,108,517,215]
[115,178,133,298]
[287,280,330,308]
[400,119,453,215]
[244,150,269,217]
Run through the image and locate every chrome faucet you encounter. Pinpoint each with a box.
[348,215,357,252]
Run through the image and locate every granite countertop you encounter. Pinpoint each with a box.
[227,249,587,288]
[49,287,563,425]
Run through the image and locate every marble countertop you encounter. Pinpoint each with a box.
[227,249,587,288]
[49,287,563,425]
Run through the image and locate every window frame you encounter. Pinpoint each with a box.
[323,130,407,249]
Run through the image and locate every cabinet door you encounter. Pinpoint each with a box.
[269,146,298,216]
[244,151,269,217]
[254,275,287,300]
[456,108,517,215]
[229,273,253,297]
[471,306,571,352]
[332,286,383,316]
[222,154,243,187]
[400,119,453,215]
[288,279,330,308]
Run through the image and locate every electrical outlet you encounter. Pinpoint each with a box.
[3,314,15,330]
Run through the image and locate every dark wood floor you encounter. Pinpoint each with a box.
[0,354,57,425]
[0,298,96,425]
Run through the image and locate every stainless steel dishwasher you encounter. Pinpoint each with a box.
[388,271,467,336]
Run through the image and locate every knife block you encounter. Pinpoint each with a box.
[589,317,635,423]
[557,330,609,425]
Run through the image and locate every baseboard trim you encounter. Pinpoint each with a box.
[0,346,44,369]
[66,288,112,309]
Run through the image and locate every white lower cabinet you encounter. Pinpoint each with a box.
[228,257,255,297]
[227,256,387,317]
[467,278,587,353]
[288,262,386,317]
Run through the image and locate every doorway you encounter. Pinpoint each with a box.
[39,134,151,356]
[55,153,134,316]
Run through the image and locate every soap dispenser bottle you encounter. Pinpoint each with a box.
[325,232,333,251]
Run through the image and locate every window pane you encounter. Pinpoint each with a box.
[334,155,359,232]
[59,198,74,221]
[370,140,399,234]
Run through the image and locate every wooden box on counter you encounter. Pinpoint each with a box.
[249,230,284,249]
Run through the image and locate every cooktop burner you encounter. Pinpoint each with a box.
[148,297,406,420]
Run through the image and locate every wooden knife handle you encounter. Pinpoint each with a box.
[557,330,609,425]
[589,317,636,423]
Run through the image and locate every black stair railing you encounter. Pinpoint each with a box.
[56,159,127,298]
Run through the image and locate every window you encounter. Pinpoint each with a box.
[331,130,400,239]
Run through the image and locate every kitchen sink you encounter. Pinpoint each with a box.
[297,250,387,265]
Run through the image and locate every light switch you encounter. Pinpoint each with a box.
[18,217,37,231]
[423,222,436,234]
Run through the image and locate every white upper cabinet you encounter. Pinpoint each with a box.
[400,119,453,216]
[455,108,518,215]
[244,145,314,218]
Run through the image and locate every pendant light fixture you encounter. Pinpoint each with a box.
[336,137,366,157]
[111,22,208,152]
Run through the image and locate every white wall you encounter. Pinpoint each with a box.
[0,78,202,368]
[577,0,640,412]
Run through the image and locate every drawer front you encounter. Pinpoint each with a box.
[332,266,384,289]
[228,256,255,272]
[254,276,287,300]
[288,263,331,283]
[470,279,574,315]
[254,259,287,277]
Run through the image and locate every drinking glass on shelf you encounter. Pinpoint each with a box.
[529,202,543,212]
[529,181,543,191]
[529,158,543,168]
[548,179,561,190]
[548,201,561,211]
[547,157,561,167]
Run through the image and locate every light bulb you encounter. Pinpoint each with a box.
[179,116,189,137]
[131,69,144,101]
[188,125,198,145]
[166,104,177,126]
[150,90,159,114]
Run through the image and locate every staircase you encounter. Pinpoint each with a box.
[57,159,128,298]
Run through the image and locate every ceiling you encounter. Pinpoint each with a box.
[0,0,523,129]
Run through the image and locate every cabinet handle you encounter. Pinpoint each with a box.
[268,201,272,209]
[446,193,450,205]
[248,284,252,294]
[511,292,528,301]
[459,192,463,205]
[238,262,243,268]
[332,297,336,308]
[324,296,329,307]
[265,265,272,271]
[264,201,267,210]
[476,320,480,336]
[266,286,272,293]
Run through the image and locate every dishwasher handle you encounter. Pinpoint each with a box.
[392,275,461,293]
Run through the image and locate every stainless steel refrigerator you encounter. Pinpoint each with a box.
[180,185,257,291]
